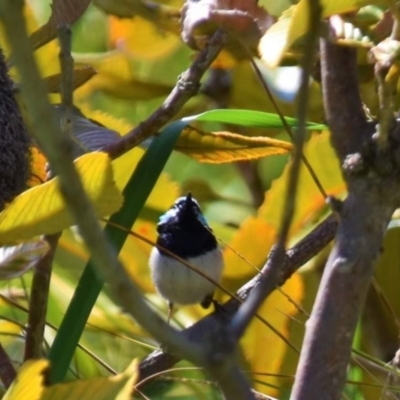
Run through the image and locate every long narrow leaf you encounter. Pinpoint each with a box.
[48,121,187,383]
[182,109,326,130]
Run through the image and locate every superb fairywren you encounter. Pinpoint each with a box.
[149,193,224,319]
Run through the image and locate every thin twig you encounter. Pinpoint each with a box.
[24,24,74,362]
[58,25,73,109]
[228,0,322,340]
[103,29,226,159]
[24,233,60,360]
[0,0,203,367]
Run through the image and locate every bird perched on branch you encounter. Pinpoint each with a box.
[149,193,224,321]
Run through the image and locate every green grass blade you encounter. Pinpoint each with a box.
[48,121,187,383]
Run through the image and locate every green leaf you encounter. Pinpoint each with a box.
[183,109,326,130]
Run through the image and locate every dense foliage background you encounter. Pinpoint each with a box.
[0,0,399,399]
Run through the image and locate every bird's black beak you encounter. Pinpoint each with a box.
[185,192,192,206]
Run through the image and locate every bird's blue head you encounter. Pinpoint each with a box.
[158,193,208,228]
[155,193,217,258]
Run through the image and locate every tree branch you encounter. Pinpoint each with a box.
[25,25,74,361]
[290,25,400,400]
[104,29,226,159]
[320,36,370,161]
[24,233,60,360]
[291,190,395,399]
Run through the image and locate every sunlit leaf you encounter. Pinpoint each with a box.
[259,131,345,237]
[0,240,49,280]
[0,152,123,244]
[177,126,292,162]
[3,359,48,400]
[41,359,138,400]
[73,50,173,100]
[108,15,180,60]
[30,0,91,50]
[259,0,370,68]
[44,65,97,93]
[241,273,303,395]
[222,217,276,280]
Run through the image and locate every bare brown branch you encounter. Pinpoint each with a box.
[24,233,60,360]
[320,38,370,161]
[291,16,400,400]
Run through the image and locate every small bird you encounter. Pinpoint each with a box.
[149,193,224,320]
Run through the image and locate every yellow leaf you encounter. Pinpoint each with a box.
[108,16,180,60]
[3,359,48,400]
[259,0,369,68]
[223,217,276,279]
[259,131,345,236]
[41,359,138,400]
[177,127,293,163]
[0,152,123,244]
[73,50,173,100]
[241,273,303,396]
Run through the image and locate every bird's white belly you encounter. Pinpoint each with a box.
[149,248,224,305]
